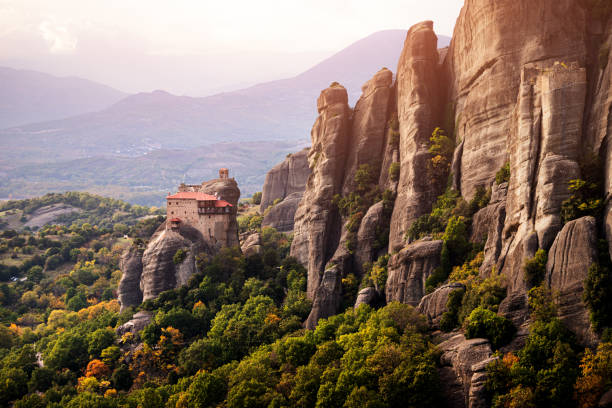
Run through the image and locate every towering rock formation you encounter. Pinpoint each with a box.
[446,0,588,200]
[388,21,444,251]
[291,84,352,299]
[498,63,587,292]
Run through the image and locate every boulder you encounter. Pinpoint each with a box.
[262,192,303,232]
[354,287,380,309]
[260,148,310,212]
[438,334,494,408]
[240,232,262,257]
[118,223,214,308]
[116,311,153,336]
[417,282,465,328]
[546,216,599,346]
[385,239,443,306]
[389,21,444,251]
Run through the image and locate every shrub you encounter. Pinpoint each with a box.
[584,262,612,331]
[389,162,400,182]
[429,127,454,185]
[173,249,187,265]
[251,192,262,205]
[495,162,510,185]
[440,287,465,332]
[464,306,515,349]
[560,178,603,224]
[523,249,547,287]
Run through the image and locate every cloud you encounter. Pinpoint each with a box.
[38,18,77,53]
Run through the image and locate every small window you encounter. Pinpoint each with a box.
[171,211,174,214]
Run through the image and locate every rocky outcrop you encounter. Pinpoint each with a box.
[304,265,343,330]
[340,68,393,196]
[354,201,387,276]
[118,223,215,310]
[471,182,507,277]
[140,225,209,301]
[116,311,152,336]
[118,244,144,312]
[291,84,351,299]
[439,334,494,408]
[546,216,599,346]
[500,62,587,293]
[240,232,261,257]
[262,192,303,232]
[260,148,310,212]
[354,287,380,309]
[417,282,465,328]
[389,21,444,251]
[386,239,443,306]
[591,19,612,257]
[446,0,588,200]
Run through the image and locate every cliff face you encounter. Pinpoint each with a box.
[260,148,310,212]
[260,148,310,233]
[446,0,588,199]
[389,21,444,251]
[283,2,611,390]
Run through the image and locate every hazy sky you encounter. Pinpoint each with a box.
[0,0,463,95]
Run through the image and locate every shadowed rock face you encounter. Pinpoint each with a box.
[118,245,144,312]
[262,192,303,232]
[260,148,310,213]
[386,240,443,306]
[417,282,465,328]
[438,334,494,408]
[388,21,444,252]
[546,216,599,347]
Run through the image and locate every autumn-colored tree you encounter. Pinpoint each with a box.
[85,359,111,379]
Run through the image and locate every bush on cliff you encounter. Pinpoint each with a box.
[464,306,514,349]
[523,249,547,287]
[495,162,510,185]
[486,286,580,408]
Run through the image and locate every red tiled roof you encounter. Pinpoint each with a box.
[166,191,233,207]
[169,217,182,222]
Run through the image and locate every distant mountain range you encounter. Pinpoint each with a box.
[0,67,127,129]
[0,30,450,205]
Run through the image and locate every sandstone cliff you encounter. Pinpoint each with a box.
[280,3,612,404]
[260,148,310,212]
[388,21,444,251]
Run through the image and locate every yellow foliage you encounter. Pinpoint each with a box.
[78,299,120,320]
[265,313,281,325]
[193,300,205,310]
[104,388,117,398]
[503,352,519,368]
[575,343,612,408]
[77,376,102,393]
